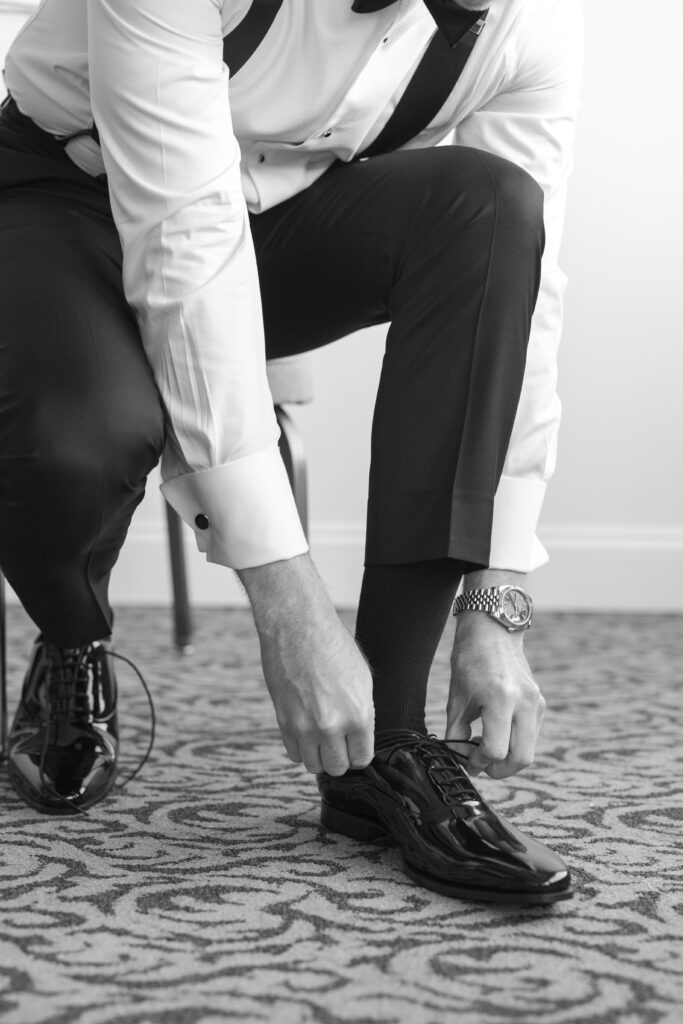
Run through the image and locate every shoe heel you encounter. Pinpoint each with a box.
[321,800,388,841]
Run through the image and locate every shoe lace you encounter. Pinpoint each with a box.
[45,648,92,721]
[377,730,483,805]
[39,645,156,816]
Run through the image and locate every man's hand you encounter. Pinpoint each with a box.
[239,553,374,776]
[446,569,546,780]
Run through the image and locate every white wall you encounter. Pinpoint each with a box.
[2,1,682,610]
[0,3,32,61]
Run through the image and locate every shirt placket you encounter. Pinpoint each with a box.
[244,0,435,210]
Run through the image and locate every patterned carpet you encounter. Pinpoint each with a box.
[0,604,681,1024]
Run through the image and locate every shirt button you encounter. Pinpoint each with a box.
[195,514,210,530]
[382,36,389,44]
[322,130,332,138]
[257,153,266,163]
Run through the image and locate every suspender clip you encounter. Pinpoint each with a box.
[470,16,487,36]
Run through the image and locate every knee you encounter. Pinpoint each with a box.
[471,149,545,244]
[45,397,164,493]
[0,390,164,510]
[432,146,544,245]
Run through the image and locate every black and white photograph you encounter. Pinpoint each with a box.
[0,1,680,1022]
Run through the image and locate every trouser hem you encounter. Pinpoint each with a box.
[364,489,492,569]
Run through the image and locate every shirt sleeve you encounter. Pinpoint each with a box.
[87,0,308,570]
[455,0,584,572]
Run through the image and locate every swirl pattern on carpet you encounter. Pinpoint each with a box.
[0,606,681,1024]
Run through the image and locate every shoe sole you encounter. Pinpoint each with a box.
[321,800,574,906]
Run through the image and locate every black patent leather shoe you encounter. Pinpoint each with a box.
[7,638,118,814]
[318,730,573,905]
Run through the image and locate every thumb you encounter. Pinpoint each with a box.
[445,712,472,743]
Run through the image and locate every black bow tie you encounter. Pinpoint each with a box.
[352,0,488,48]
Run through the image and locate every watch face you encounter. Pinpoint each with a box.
[500,587,532,627]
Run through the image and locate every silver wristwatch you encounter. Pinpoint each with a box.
[452,585,533,632]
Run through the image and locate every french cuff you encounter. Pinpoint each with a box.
[488,475,549,573]
[160,446,309,571]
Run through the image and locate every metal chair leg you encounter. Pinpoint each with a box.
[0,569,7,761]
[275,404,309,540]
[165,503,194,654]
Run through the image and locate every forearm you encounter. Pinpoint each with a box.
[238,552,333,635]
[463,568,527,590]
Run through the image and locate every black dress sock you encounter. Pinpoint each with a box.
[354,559,470,742]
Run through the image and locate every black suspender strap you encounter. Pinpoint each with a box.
[58,3,485,159]
[221,2,487,158]
[223,0,286,77]
[355,11,488,160]
[53,123,100,148]
[55,0,288,151]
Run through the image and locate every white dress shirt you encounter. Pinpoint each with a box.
[3,0,584,572]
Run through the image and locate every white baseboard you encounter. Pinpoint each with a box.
[4,522,682,611]
[311,523,683,611]
[533,526,683,611]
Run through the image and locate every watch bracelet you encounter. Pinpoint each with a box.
[452,586,502,616]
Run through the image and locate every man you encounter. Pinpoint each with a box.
[0,0,583,903]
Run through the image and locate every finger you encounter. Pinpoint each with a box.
[445,714,473,744]
[345,724,374,769]
[448,735,481,763]
[469,706,513,776]
[299,740,324,775]
[445,710,477,766]
[487,713,537,779]
[494,694,544,778]
[281,732,302,765]
[319,737,351,777]
[536,694,546,739]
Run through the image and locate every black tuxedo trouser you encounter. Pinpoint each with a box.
[0,97,544,646]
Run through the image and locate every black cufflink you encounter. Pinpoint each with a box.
[195,514,210,530]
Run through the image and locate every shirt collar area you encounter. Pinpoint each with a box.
[351,0,488,49]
